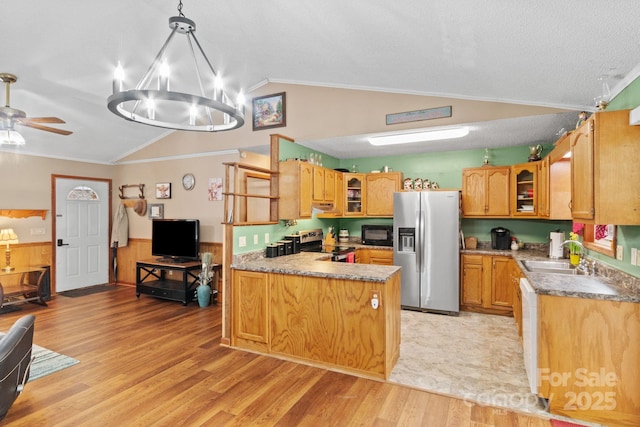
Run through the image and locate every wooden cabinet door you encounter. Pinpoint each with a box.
[232,270,269,351]
[570,119,594,220]
[365,172,401,217]
[462,167,509,217]
[367,249,394,265]
[299,162,313,218]
[312,166,325,202]
[333,172,344,215]
[344,173,365,216]
[486,168,510,216]
[324,168,336,202]
[510,259,524,337]
[489,256,513,309]
[537,157,550,218]
[460,255,483,307]
[461,169,487,216]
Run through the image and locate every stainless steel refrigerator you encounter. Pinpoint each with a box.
[393,191,460,314]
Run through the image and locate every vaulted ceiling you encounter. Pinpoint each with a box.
[2,1,640,163]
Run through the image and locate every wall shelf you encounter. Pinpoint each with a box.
[0,209,47,220]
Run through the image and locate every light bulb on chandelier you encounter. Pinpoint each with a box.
[107,1,245,132]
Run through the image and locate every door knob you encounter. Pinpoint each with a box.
[57,239,69,247]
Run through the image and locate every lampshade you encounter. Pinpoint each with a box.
[1,128,26,145]
[0,228,19,245]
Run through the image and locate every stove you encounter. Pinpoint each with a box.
[297,229,356,262]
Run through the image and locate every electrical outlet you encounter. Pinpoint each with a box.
[239,236,246,247]
[370,290,380,309]
[30,227,46,236]
[264,233,270,243]
[631,248,638,266]
[253,234,259,245]
[616,245,624,261]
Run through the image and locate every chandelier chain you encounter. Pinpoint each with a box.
[177,0,184,17]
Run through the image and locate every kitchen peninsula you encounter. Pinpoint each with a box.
[230,252,401,380]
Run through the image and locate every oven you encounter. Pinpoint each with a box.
[361,224,393,246]
[297,229,356,263]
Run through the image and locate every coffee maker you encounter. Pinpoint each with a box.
[491,227,511,250]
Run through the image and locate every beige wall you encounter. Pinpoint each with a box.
[1,82,569,244]
[120,82,570,162]
[112,150,270,243]
[0,152,113,243]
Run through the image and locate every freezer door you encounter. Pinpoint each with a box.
[393,192,420,308]
[421,191,460,313]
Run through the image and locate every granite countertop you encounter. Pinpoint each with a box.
[231,251,401,283]
[462,247,640,303]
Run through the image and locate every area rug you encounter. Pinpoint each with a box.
[58,284,117,298]
[0,305,21,315]
[0,331,79,382]
[29,343,79,381]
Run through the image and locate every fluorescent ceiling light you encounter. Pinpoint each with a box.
[368,126,469,146]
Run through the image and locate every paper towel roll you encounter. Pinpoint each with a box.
[549,232,565,259]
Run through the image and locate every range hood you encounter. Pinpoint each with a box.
[311,202,337,213]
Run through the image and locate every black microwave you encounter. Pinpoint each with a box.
[361,225,393,246]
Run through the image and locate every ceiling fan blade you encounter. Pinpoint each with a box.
[20,117,66,124]
[20,121,73,136]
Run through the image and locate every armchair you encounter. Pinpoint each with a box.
[0,315,35,420]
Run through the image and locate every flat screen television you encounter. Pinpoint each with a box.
[151,219,200,262]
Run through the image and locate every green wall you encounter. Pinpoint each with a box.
[234,84,640,279]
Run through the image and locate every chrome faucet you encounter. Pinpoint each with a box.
[560,239,584,255]
[560,240,596,275]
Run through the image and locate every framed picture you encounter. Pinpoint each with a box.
[156,183,171,199]
[148,203,164,219]
[208,177,223,201]
[252,92,286,131]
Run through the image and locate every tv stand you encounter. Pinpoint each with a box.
[136,258,218,305]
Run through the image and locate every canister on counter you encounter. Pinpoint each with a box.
[275,242,285,257]
[278,240,293,255]
[265,244,280,258]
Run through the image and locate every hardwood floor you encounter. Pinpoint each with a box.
[0,286,552,426]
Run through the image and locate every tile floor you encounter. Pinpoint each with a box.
[388,310,601,426]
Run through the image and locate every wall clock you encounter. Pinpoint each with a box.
[182,173,195,191]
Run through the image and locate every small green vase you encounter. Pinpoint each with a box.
[197,284,211,307]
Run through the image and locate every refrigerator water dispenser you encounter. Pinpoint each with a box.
[397,228,415,253]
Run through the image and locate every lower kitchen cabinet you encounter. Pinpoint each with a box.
[460,254,513,315]
[231,267,401,379]
[231,270,270,352]
[537,294,640,426]
[511,260,524,338]
[358,248,394,265]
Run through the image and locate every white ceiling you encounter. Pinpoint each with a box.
[2,0,640,164]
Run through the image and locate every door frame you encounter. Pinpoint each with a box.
[51,174,113,294]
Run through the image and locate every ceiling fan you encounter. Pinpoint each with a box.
[1,73,72,144]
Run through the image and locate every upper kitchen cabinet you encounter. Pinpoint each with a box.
[279,160,313,219]
[570,109,640,224]
[461,166,510,217]
[365,172,403,217]
[511,163,538,217]
[313,165,336,204]
[344,173,366,216]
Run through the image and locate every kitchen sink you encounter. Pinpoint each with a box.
[521,260,582,275]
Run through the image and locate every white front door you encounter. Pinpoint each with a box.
[55,178,110,292]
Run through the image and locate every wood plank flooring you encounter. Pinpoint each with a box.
[0,286,552,426]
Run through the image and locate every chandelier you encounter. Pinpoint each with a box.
[107,1,245,132]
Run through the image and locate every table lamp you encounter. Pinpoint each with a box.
[0,228,19,272]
